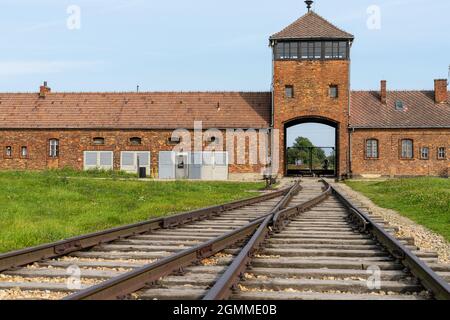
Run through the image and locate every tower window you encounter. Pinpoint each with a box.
[366,139,379,159]
[275,41,348,61]
[438,147,446,160]
[420,147,429,160]
[329,85,338,98]
[401,139,413,159]
[285,86,294,98]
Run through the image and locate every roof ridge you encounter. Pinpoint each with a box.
[0,91,272,95]
[351,90,436,93]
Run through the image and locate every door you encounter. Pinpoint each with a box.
[120,151,151,174]
[84,151,114,171]
[188,151,229,180]
[175,153,189,179]
[158,151,175,179]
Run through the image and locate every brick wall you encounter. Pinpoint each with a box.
[0,129,265,177]
[351,129,450,177]
[273,59,350,177]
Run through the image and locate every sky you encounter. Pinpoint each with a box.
[287,124,335,149]
[0,0,449,93]
[0,0,448,146]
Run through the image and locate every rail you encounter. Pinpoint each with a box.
[63,181,301,300]
[204,180,330,300]
[0,184,292,273]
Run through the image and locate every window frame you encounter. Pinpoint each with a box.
[274,40,349,61]
[129,137,142,146]
[168,136,181,144]
[49,139,60,158]
[120,151,151,174]
[83,151,114,171]
[92,137,106,146]
[4,146,13,158]
[285,85,294,99]
[400,139,414,160]
[329,85,339,99]
[420,147,430,160]
[395,100,404,111]
[437,147,446,160]
[20,146,28,159]
[365,139,379,160]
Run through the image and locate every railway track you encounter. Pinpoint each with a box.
[89,179,449,301]
[1,178,449,301]
[0,183,298,300]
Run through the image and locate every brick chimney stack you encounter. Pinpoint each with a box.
[380,80,387,105]
[434,79,448,104]
[39,81,51,98]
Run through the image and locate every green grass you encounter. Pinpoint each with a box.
[345,178,450,242]
[0,170,265,253]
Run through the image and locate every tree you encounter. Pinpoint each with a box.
[287,137,326,169]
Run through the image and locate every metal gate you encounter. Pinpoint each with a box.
[286,146,336,177]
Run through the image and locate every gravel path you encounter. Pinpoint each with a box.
[332,182,450,264]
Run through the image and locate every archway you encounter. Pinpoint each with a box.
[284,117,339,177]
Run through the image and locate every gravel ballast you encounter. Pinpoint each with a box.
[332,182,450,263]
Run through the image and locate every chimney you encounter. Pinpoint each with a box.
[39,81,51,98]
[380,80,387,105]
[434,79,448,104]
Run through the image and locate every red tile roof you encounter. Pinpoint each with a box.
[0,92,271,129]
[1,90,449,130]
[270,11,354,40]
[350,91,450,128]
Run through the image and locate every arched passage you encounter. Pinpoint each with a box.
[284,117,339,177]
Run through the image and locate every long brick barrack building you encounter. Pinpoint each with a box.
[1,6,449,180]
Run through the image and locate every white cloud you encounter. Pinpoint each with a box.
[0,60,104,76]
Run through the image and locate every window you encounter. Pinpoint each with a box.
[130,137,142,145]
[168,136,181,144]
[275,41,348,60]
[49,139,59,158]
[395,100,404,111]
[324,41,347,59]
[84,151,113,170]
[329,85,338,99]
[366,139,379,159]
[285,86,294,98]
[438,147,446,160]
[21,146,28,158]
[93,137,105,145]
[314,42,321,59]
[5,146,12,157]
[401,139,413,159]
[420,147,429,160]
[289,42,298,59]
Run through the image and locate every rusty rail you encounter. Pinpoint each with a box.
[0,184,292,273]
[203,180,330,300]
[64,181,301,300]
[331,185,450,300]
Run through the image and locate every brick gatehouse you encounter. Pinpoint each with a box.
[0,8,449,180]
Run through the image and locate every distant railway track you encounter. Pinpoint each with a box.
[0,183,298,300]
[1,179,449,301]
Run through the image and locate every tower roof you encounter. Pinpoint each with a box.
[270,11,354,41]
